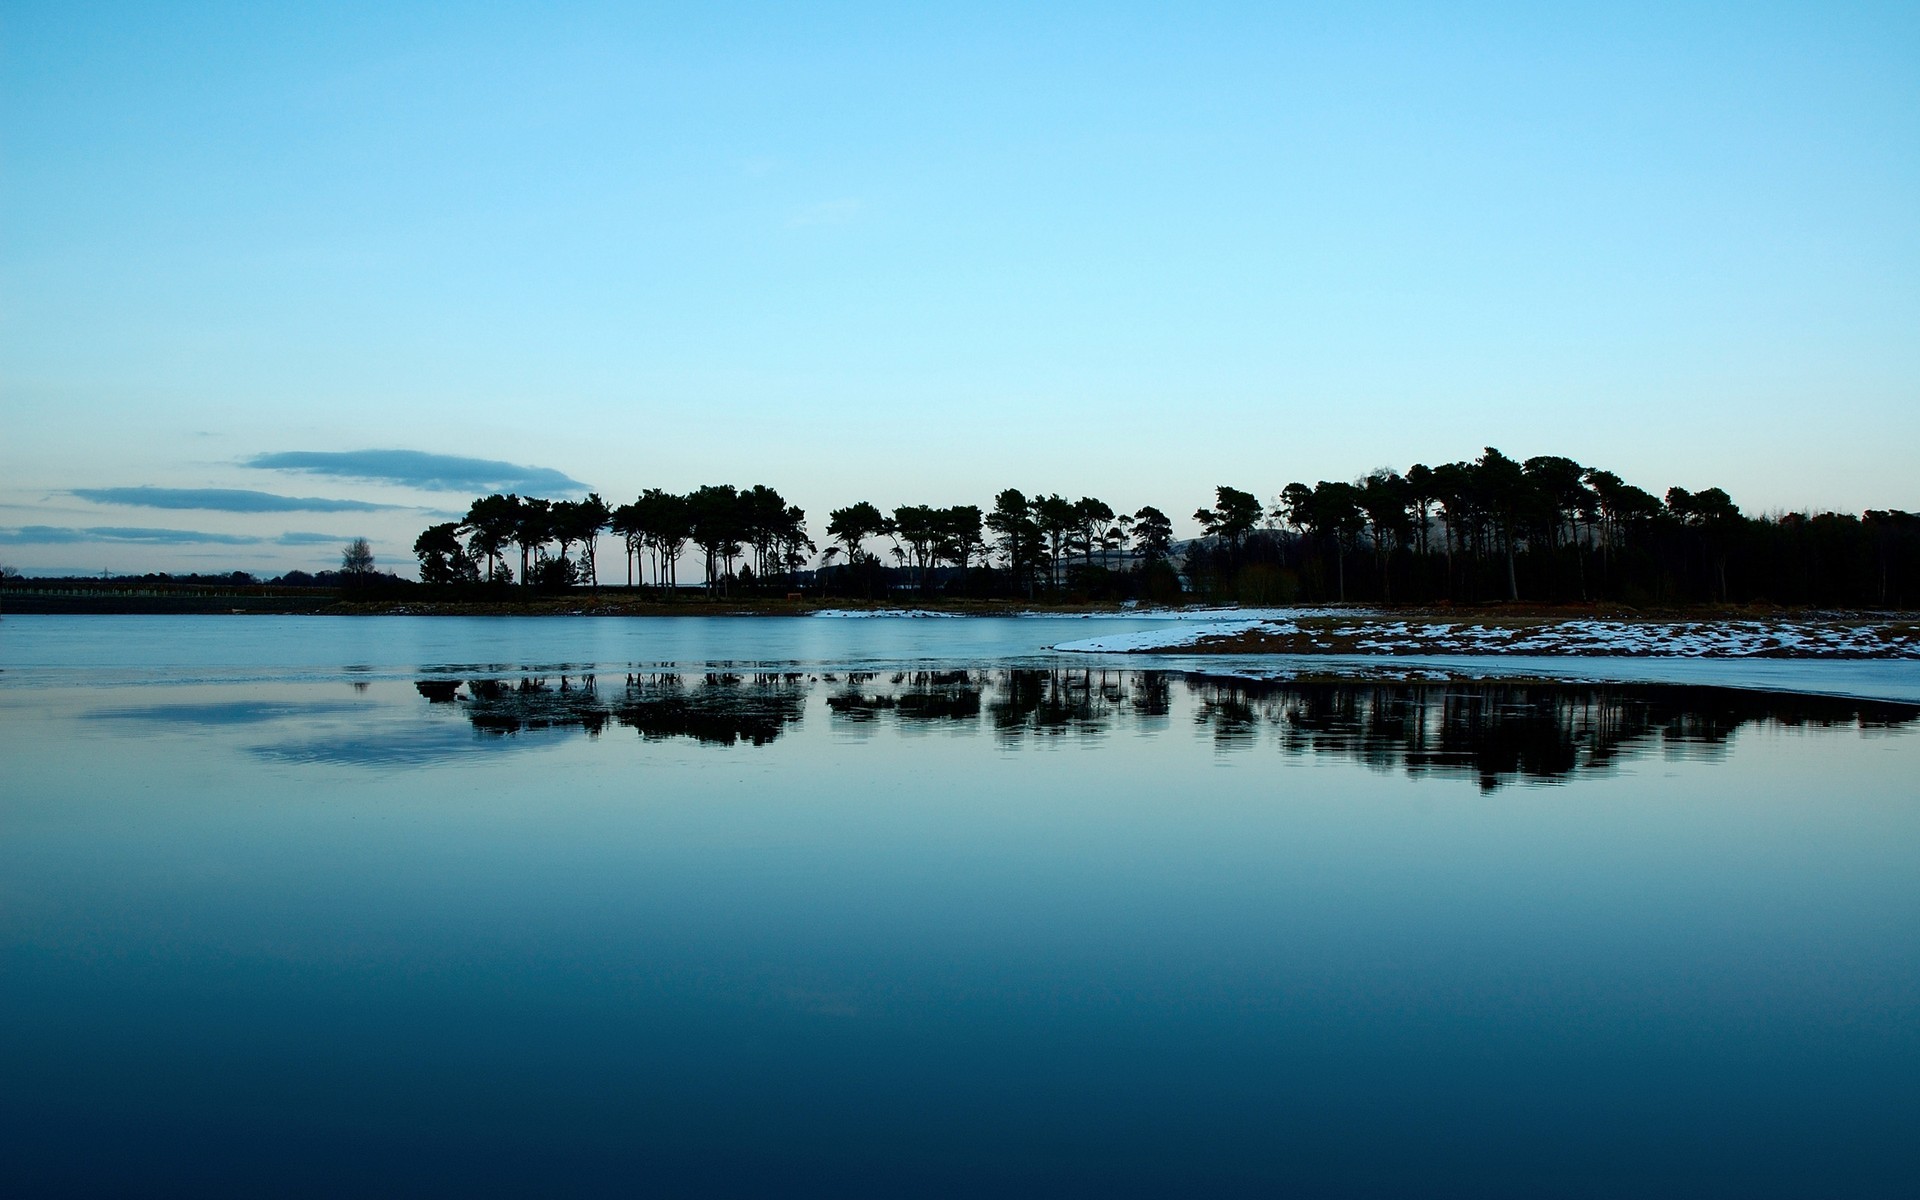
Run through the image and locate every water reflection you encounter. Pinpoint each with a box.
[440,672,809,747]
[413,668,1918,790]
[826,669,984,722]
[91,699,369,726]
[1190,676,1916,789]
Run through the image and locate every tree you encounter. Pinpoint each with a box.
[775,505,816,586]
[1864,510,1920,606]
[509,495,553,587]
[740,485,793,585]
[413,523,478,584]
[563,493,612,588]
[1473,448,1529,601]
[892,504,943,593]
[610,501,643,587]
[1429,463,1475,588]
[1276,485,1313,535]
[1356,471,1411,601]
[1193,486,1262,548]
[549,500,585,584]
[986,490,1042,596]
[1404,464,1437,559]
[826,501,887,597]
[1072,497,1116,569]
[632,488,692,589]
[687,485,745,593]
[461,493,518,583]
[1309,481,1365,602]
[1523,456,1592,599]
[1131,506,1173,562]
[341,537,376,579]
[1667,485,1741,601]
[1033,494,1077,591]
[938,505,986,578]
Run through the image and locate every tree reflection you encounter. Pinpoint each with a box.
[828,670,984,723]
[1187,677,1916,789]
[428,671,805,746]
[614,672,807,746]
[415,668,1916,787]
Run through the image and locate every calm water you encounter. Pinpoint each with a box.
[3,616,1919,1197]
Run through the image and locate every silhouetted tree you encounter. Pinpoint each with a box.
[987,490,1042,597]
[1131,506,1173,561]
[1309,481,1365,601]
[558,492,612,588]
[462,493,518,583]
[1474,448,1528,600]
[1073,497,1116,570]
[892,504,943,593]
[509,495,553,587]
[938,505,986,579]
[1357,471,1411,601]
[1667,485,1741,601]
[414,523,478,584]
[341,537,375,574]
[1033,494,1077,591]
[631,489,691,589]
[826,501,887,597]
[1193,486,1262,548]
[687,485,744,593]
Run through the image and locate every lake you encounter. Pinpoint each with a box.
[3,615,1918,1197]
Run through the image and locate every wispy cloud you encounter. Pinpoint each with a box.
[245,450,586,496]
[0,525,266,545]
[71,486,404,514]
[275,531,354,545]
[787,198,864,228]
[0,525,365,547]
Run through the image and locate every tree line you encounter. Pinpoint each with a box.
[413,486,1184,599]
[411,449,1920,607]
[1187,448,1919,607]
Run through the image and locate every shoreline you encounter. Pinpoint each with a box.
[1051,613,1920,660]
[5,594,1919,661]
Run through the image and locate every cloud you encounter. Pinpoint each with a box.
[0,525,265,545]
[787,198,864,228]
[275,531,354,545]
[246,450,586,495]
[71,486,404,513]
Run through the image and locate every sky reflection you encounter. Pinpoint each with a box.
[5,659,1919,1196]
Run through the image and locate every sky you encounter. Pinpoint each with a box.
[3,1,1916,576]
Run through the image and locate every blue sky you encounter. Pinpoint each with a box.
[4,1,1916,574]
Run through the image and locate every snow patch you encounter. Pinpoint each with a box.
[1054,620,1295,653]
[1056,616,1920,659]
[810,608,963,619]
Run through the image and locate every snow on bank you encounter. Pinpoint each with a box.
[809,606,1362,622]
[1020,606,1368,622]
[810,609,963,619]
[1053,620,1298,653]
[1054,618,1920,658]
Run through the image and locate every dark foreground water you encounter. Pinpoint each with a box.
[3,618,1919,1197]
